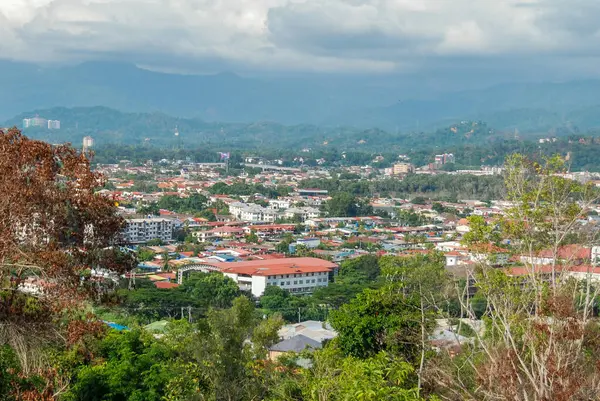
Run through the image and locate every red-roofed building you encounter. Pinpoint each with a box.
[202,257,338,297]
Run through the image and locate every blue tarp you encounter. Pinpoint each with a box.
[104,321,129,331]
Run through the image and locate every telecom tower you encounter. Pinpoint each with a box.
[174,125,182,149]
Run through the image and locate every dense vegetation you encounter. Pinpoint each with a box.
[11,106,600,171]
[301,174,506,201]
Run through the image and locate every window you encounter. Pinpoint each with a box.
[312,279,316,283]
[299,280,303,284]
[287,281,290,285]
[280,282,285,286]
[293,281,297,285]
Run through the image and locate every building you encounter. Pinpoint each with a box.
[229,202,279,222]
[392,162,414,175]
[47,120,61,129]
[297,188,329,197]
[22,116,47,129]
[193,226,244,241]
[122,217,174,244]
[83,136,95,151]
[268,335,322,361]
[434,153,455,166]
[205,257,339,297]
[281,206,320,221]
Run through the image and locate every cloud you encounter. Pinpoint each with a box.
[0,0,599,76]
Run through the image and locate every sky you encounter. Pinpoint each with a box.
[1,0,599,82]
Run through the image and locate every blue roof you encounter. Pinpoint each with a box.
[104,321,129,331]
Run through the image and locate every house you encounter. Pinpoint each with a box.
[194,226,244,242]
[519,245,591,266]
[278,320,337,343]
[268,334,322,361]
[281,207,321,221]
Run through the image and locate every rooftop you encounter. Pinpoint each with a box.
[207,257,338,276]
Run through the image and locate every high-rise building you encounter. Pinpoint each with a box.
[23,116,48,129]
[434,153,455,167]
[122,217,174,244]
[47,120,60,129]
[83,136,94,151]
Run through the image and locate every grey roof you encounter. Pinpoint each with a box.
[270,334,322,353]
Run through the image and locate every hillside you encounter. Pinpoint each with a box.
[4,107,503,151]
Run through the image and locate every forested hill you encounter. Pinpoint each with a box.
[8,106,600,171]
[5,106,499,148]
[3,106,515,150]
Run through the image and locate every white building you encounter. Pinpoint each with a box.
[282,207,320,221]
[592,246,600,266]
[47,120,61,129]
[83,136,95,151]
[229,202,279,222]
[269,199,292,210]
[23,116,47,129]
[207,257,339,297]
[123,217,174,244]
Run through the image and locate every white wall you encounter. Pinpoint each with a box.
[251,276,267,297]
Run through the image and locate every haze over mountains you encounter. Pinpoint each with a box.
[4,60,600,132]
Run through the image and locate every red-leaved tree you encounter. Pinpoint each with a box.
[0,128,135,374]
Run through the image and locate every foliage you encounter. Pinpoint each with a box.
[325,192,373,217]
[118,273,242,322]
[0,128,135,373]
[279,346,424,401]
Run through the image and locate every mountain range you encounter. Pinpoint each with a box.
[3,60,600,132]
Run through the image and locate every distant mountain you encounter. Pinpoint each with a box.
[0,60,400,124]
[336,81,600,131]
[3,60,600,131]
[2,106,502,152]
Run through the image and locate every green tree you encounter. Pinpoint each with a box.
[137,248,156,262]
[329,288,423,361]
[193,297,283,401]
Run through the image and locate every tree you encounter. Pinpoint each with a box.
[329,288,423,361]
[325,192,372,217]
[326,192,359,217]
[337,255,381,285]
[245,230,260,244]
[184,273,241,309]
[432,202,445,214]
[411,196,427,205]
[0,129,135,374]
[146,238,164,246]
[137,202,160,216]
[193,297,283,400]
[276,347,423,401]
[430,154,600,400]
[137,248,156,262]
[65,330,179,401]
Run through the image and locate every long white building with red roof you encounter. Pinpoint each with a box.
[196,257,338,297]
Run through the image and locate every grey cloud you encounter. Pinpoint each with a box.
[266,2,441,59]
[1,0,600,79]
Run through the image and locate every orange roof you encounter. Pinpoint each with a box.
[155,281,179,289]
[209,257,337,277]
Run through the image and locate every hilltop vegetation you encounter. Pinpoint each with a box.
[9,106,600,171]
